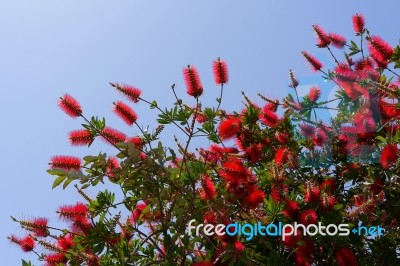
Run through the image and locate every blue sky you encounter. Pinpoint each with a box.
[1,1,399,264]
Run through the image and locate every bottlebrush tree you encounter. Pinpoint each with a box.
[9,14,400,265]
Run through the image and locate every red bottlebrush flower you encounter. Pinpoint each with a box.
[243,186,265,209]
[127,136,144,149]
[113,101,138,125]
[263,101,279,112]
[302,51,323,72]
[313,25,331,48]
[300,124,315,138]
[57,234,74,251]
[71,216,92,233]
[368,35,394,62]
[320,178,335,193]
[234,240,245,253]
[112,83,142,103]
[68,129,92,146]
[321,194,336,210]
[276,132,289,144]
[312,128,328,146]
[335,247,358,266]
[199,175,217,200]
[275,147,290,166]
[352,13,365,34]
[50,155,81,171]
[183,65,203,97]
[259,109,279,127]
[106,156,120,180]
[354,111,376,133]
[304,183,320,203]
[308,86,321,102]
[282,199,299,218]
[203,211,217,224]
[213,58,229,84]
[58,202,89,221]
[218,117,241,140]
[380,144,399,169]
[298,209,318,226]
[45,253,68,265]
[58,94,83,118]
[20,236,35,252]
[131,203,147,223]
[245,143,262,163]
[30,217,49,237]
[101,126,127,145]
[329,33,346,48]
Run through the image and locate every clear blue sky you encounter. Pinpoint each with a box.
[1,1,398,264]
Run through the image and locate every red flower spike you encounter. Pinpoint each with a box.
[380,144,399,169]
[112,83,142,103]
[199,175,217,200]
[313,25,331,48]
[304,183,320,203]
[275,147,290,166]
[106,156,120,181]
[44,253,68,265]
[329,33,346,49]
[57,234,74,251]
[334,247,358,266]
[259,109,279,127]
[127,136,144,149]
[302,51,323,72]
[69,129,92,146]
[50,156,81,171]
[368,35,394,62]
[234,240,245,253]
[213,58,229,84]
[113,101,138,125]
[58,94,82,118]
[300,124,315,138]
[58,202,89,221]
[308,86,321,103]
[320,178,335,193]
[131,203,148,223]
[218,117,241,140]
[243,187,265,209]
[183,65,203,97]
[31,217,49,237]
[282,199,299,218]
[20,236,35,252]
[101,126,127,145]
[298,209,318,226]
[352,13,365,34]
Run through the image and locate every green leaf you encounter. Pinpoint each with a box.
[47,168,68,176]
[63,178,74,189]
[52,175,67,189]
